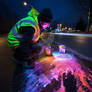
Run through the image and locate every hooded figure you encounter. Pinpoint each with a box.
[8,8,40,49]
[7,8,53,68]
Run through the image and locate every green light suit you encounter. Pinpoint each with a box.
[7,8,40,49]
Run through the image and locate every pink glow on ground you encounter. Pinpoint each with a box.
[37,53,92,92]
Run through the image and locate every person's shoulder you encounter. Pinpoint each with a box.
[19,16,34,22]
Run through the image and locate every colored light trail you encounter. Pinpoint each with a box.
[21,52,92,92]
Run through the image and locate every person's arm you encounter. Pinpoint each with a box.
[19,26,35,46]
[19,26,35,47]
[13,26,35,62]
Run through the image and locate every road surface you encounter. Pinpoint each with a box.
[0,34,92,92]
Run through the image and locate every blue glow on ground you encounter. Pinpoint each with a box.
[52,51,61,57]
[53,33,92,37]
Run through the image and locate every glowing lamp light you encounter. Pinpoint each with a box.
[68,28,71,30]
[23,2,27,6]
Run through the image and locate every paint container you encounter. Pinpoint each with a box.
[59,45,66,53]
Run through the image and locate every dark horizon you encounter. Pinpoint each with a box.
[0,0,89,33]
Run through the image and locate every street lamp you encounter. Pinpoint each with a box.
[23,1,27,6]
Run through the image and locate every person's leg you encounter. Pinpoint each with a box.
[13,33,43,68]
[12,29,35,67]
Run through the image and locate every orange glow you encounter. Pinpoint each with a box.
[33,23,40,43]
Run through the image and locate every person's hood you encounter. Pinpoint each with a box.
[27,8,39,17]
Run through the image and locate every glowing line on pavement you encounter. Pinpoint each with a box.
[52,33,92,37]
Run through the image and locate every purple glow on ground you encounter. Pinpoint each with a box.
[23,52,92,92]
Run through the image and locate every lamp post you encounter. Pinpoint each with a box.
[88,0,92,32]
[88,9,90,32]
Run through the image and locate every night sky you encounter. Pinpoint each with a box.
[0,0,89,33]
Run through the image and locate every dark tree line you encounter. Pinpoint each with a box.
[75,16,87,32]
[0,2,19,34]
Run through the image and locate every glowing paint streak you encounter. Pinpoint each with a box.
[18,53,92,92]
[37,53,92,92]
